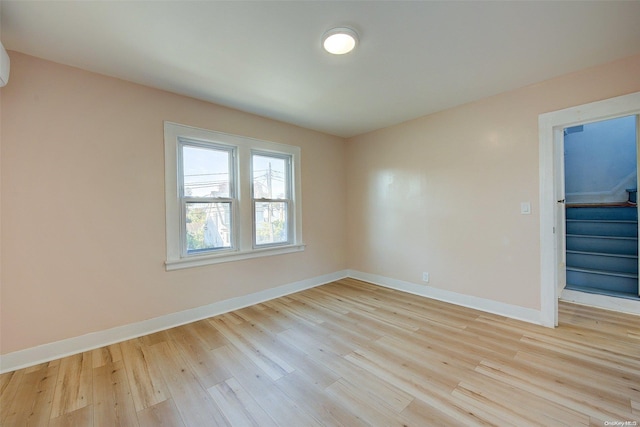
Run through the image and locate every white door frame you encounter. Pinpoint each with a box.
[539,91,640,327]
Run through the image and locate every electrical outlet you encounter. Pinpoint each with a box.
[422,272,430,283]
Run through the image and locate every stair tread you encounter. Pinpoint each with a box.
[565,206,638,221]
[566,250,638,259]
[566,234,638,240]
[566,219,638,223]
[566,266,638,278]
[564,285,640,300]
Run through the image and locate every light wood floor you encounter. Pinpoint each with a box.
[1,278,639,426]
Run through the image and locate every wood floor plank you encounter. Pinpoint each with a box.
[48,405,93,427]
[324,377,413,427]
[292,338,415,415]
[92,360,138,426]
[456,375,590,426]
[50,352,92,419]
[306,286,377,315]
[2,279,639,426]
[165,323,233,390]
[514,349,640,404]
[344,348,497,425]
[519,333,639,376]
[146,341,231,427]
[294,291,351,316]
[263,297,325,325]
[23,363,59,427]
[355,340,463,393]
[209,316,295,381]
[232,317,341,389]
[139,330,169,347]
[184,319,229,350]
[92,344,123,369]
[23,363,49,374]
[400,397,468,426]
[248,301,302,330]
[301,309,381,350]
[274,371,369,427]
[233,305,289,335]
[207,377,278,427]
[475,358,635,422]
[212,345,324,427]
[449,382,534,427]
[0,370,16,395]
[119,337,169,412]
[277,318,354,356]
[2,363,57,426]
[0,369,25,425]
[136,398,185,427]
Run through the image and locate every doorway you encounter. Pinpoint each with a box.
[563,116,639,299]
[539,91,640,327]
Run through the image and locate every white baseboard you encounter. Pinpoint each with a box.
[0,270,349,374]
[347,270,543,326]
[0,269,550,374]
[560,288,640,316]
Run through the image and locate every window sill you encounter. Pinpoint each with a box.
[165,243,306,271]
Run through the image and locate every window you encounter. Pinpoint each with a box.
[180,142,235,254]
[164,122,303,270]
[252,152,292,247]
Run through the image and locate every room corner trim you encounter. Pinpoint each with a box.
[560,289,640,315]
[0,270,349,374]
[347,270,543,326]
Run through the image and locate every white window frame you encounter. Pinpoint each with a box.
[251,150,294,249]
[164,122,304,270]
[178,139,237,256]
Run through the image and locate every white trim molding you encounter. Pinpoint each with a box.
[539,91,640,328]
[10,266,636,374]
[561,289,640,316]
[347,270,542,326]
[165,244,306,270]
[0,270,348,374]
[565,170,637,204]
[163,121,304,270]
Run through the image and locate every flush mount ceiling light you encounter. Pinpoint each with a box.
[322,27,359,55]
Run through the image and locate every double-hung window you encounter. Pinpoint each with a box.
[164,122,303,270]
[180,141,235,254]
[252,152,292,247]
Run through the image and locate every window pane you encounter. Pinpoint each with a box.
[183,145,231,198]
[186,202,232,252]
[252,155,287,199]
[255,202,288,245]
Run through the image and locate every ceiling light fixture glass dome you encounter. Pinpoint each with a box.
[322,27,358,55]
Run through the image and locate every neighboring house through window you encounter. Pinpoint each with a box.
[164,122,304,270]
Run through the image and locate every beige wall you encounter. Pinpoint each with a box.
[2,50,640,356]
[0,52,347,354]
[346,54,640,310]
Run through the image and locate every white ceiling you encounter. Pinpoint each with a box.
[2,1,640,138]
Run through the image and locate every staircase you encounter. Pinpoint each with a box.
[565,205,639,299]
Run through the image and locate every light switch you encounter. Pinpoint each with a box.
[520,202,531,215]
